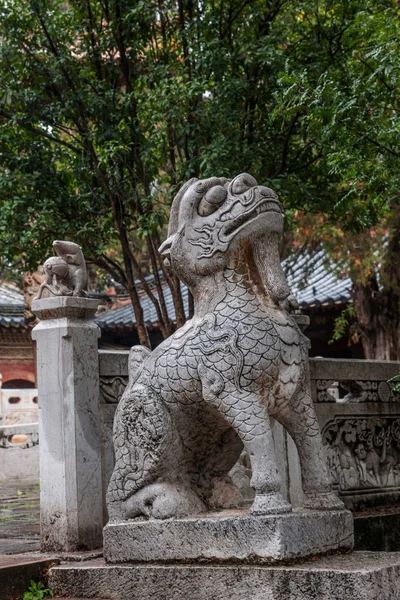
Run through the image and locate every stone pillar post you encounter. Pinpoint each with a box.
[32,296,103,552]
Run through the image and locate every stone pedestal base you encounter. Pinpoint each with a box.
[49,552,400,600]
[104,509,353,564]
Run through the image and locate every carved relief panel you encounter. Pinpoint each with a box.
[99,376,129,405]
[314,379,400,403]
[322,416,400,493]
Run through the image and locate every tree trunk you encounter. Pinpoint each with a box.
[128,283,151,348]
[352,282,400,361]
[153,231,187,327]
[352,199,400,360]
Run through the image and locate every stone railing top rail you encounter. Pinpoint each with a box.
[0,423,39,435]
[0,422,39,449]
[309,358,400,381]
[0,389,38,395]
[98,350,400,382]
[99,349,129,377]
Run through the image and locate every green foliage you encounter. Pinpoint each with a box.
[1,1,398,268]
[0,0,399,342]
[22,580,54,600]
[388,374,400,393]
[273,1,399,230]
[330,302,357,344]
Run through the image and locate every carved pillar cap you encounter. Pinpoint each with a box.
[292,314,310,332]
[32,296,100,320]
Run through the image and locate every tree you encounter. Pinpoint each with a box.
[1,0,399,354]
[274,1,400,359]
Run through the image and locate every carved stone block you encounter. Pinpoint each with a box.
[104,509,353,564]
[105,174,351,562]
[34,240,88,300]
[323,416,400,493]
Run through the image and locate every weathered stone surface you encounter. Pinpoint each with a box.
[32,295,99,320]
[0,424,39,483]
[98,349,129,377]
[50,552,400,600]
[107,173,343,525]
[32,296,103,551]
[310,357,400,387]
[104,509,353,564]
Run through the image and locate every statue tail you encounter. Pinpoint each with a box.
[106,345,173,519]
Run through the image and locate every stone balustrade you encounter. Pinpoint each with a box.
[0,388,39,426]
[0,423,39,482]
[310,357,400,403]
[310,358,400,511]
[29,298,400,550]
[98,353,400,513]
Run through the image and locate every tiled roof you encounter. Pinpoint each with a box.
[0,285,25,327]
[284,250,352,309]
[97,284,190,331]
[1,251,352,330]
[96,250,352,331]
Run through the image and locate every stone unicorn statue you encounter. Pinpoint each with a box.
[107,173,343,520]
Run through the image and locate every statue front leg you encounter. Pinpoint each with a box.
[203,385,292,515]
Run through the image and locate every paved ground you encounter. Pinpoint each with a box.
[0,482,40,554]
[0,485,103,598]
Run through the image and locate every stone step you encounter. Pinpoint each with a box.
[50,552,400,600]
[0,553,59,600]
[0,537,41,553]
[354,510,400,551]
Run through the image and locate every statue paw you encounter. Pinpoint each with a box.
[125,482,207,520]
[303,491,344,511]
[250,492,292,516]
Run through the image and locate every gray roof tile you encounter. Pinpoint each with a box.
[0,285,24,327]
[96,251,352,331]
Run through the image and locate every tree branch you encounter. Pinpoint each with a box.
[0,108,80,153]
[361,134,400,159]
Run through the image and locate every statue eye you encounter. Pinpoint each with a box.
[198,185,227,216]
[231,173,258,195]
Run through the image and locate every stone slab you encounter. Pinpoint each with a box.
[104,509,353,564]
[50,552,400,600]
[32,295,100,319]
[309,357,400,381]
[98,349,129,377]
[0,554,59,600]
[0,538,41,553]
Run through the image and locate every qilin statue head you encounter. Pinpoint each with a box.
[159,173,290,304]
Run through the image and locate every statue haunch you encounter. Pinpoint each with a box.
[107,173,343,520]
[35,240,88,300]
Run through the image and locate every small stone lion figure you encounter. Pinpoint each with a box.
[107,173,343,520]
[35,240,87,299]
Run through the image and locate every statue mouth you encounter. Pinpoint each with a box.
[223,198,282,239]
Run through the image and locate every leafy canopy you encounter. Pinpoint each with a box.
[0,0,398,286]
